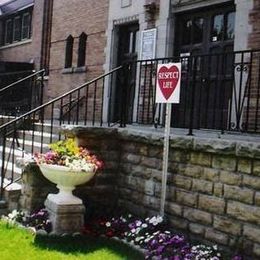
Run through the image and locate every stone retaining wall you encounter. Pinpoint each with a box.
[20,126,260,258]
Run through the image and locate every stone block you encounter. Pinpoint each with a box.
[253,243,260,257]
[189,223,205,235]
[169,216,188,230]
[201,168,219,181]
[170,137,193,150]
[141,157,162,170]
[45,199,85,235]
[213,215,242,235]
[121,153,141,164]
[219,171,242,185]
[148,146,162,158]
[172,175,192,190]
[192,179,213,194]
[194,138,236,155]
[227,201,260,224]
[255,192,260,206]
[236,142,260,159]
[183,208,212,225]
[212,155,237,171]
[237,158,252,174]
[183,165,203,178]
[165,202,182,216]
[244,225,260,244]
[168,162,178,174]
[214,183,223,197]
[176,190,197,207]
[198,194,225,214]
[253,160,260,176]
[190,152,212,167]
[224,185,254,204]
[144,180,155,196]
[205,228,229,245]
[243,175,260,190]
[169,150,190,163]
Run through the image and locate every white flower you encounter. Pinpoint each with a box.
[105,222,111,227]
[142,223,148,228]
[136,220,142,227]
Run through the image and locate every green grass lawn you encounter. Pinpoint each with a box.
[0,221,144,260]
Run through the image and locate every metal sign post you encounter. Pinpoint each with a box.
[155,63,181,217]
[160,103,172,216]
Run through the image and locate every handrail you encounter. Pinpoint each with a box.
[0,69,45,95]
[0,65,122,131]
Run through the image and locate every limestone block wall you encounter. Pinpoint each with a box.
[20,126,260,258]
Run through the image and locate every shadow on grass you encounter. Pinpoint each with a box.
[34,234,144,259]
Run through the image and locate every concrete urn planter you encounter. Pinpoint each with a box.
[39,163,95,205]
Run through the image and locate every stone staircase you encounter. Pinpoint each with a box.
[0,122,61,214]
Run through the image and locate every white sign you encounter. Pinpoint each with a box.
[140,28,157,60]
[155,63,181,104]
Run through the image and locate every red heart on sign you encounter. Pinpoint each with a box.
[158,65,180,100]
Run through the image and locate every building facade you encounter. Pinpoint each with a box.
[0,0,52,70]
[46,0,109,102]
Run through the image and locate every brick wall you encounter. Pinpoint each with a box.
[248,0,260,49]
[0,1,46,69]
[46,0,109,101]
[20,126,260,258]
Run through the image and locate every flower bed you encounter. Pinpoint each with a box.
[3,209,243,259]
[83,214,242,260]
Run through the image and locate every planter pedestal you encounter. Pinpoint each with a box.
[38,164,96,234]
[45,198,85,235]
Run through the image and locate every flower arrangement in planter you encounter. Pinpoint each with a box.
[35,138,103,205]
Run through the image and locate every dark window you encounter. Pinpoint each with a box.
[5,19,12,44]
[182,19,192,45]
[13,16,21,42]
[211,14,224,42]
[77,32,87,67]
[193,18,204,44]
[65,35,74,68]
[1,8,32,46]
[226,12,235,40]
[22,13,31,39]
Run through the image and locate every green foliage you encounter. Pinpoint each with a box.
[0,220,143,260]
[49,138,79,157]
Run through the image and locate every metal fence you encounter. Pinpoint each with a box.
[0,70,45,125]
[119,49,260,134]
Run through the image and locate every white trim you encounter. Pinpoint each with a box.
[0,38,31,50]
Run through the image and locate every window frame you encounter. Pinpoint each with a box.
[64,35,74,68]
[1,7,32,46]
[77,32,87,67]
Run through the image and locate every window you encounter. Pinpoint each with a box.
[226,12,235,40]
[21,13,31,39]
[211,14,224,42]
[4,19,12,44]
[211,12,235,42]
[77,32,87,67]
[1,8,32,46]
[65,35,74,68]
[13,16,21,42]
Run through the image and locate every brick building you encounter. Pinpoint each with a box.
[46,0,109,102]
[0,0,52,70]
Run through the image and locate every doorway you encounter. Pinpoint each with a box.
[173,3,236,129]
[112,22,139,123]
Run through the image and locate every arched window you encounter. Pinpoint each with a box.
[77,32,87,67]
[64,35,73,68]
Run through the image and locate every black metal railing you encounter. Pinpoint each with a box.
[0,69,45,125]
[121,49,260,134]
[0,66,122,198]
[1,49,260,199]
